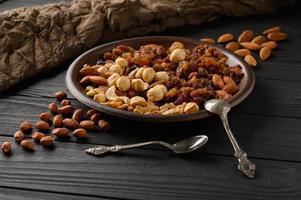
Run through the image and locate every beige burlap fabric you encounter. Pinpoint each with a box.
[0,0,291,91]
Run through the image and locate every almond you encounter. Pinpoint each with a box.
[52,128,69,137]
[53,115,63,127]
[217,33,234,43]
[39,112,52,122]
[72,128,88,138]
[267,32,287,41]
[251,35,267,45]
[222,83,239,95]
[80,76,90,84]
[200,38,215,43]
[35,121,49,131]
[14,131,24,142]
[61,99,71,106]
[260,41,277,49]
[20,140,34,151]
[223,76,236,85]
[54,91,67,101]
[225,42,240,52]
[215,90,232,100]
[234,49,251,57]
[63,118,79,129]
[40,136,54,146]
[31,132,46,142]
[48,103,58,113]
[20,121,32,132]
[190,88,208,97]
[80,120,95,130]
[87,109,97,118]
[260,46,271,61]
[212,74,224,89]
[240,42,260,50]
[88,76,107,85]
[98,120,111,131]
[238,30,254,43]
[90,113,102,123]
[1,141,12,154]
[263,26,281,35]
[58,105,74,116]
[244,55,257,67]
[72,109,84,122]
[79,66,99,76]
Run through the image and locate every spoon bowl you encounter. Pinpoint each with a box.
[204,99,231,116]
[172,135,208,154]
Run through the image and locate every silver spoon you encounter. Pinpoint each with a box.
[205,99,255,178]
[84,135,208,155]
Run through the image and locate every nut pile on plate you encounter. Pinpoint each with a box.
[200,26,287,67]
[79,42,244,115]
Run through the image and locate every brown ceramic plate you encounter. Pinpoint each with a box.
[66,36,255,122]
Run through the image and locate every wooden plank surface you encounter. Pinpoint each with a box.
[0,0,301,200]
[1,135,301,200]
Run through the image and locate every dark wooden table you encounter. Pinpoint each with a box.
[1,1,301,200]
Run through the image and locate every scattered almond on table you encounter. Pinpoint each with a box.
[201,26,288,67]
[1,91,111,156]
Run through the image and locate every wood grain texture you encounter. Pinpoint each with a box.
[0,187,108,200]
[0,95,301,162]
[0,136,301,200]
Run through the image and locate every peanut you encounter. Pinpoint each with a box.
[48,103,58,114]
[212,74,224,89]
[63,118,79,129]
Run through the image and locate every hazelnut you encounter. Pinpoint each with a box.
[135,67,146,78]
[130,79,149,92]
[1,141,12,154]
[169,41,184,52]
[115,57,128,68]
[154,84,167,95]
[107,73,120,87]
[93,93,107,103]
[116,76,131,91]
[170,49,186,63]
[154,71,169,82]
[109,63,123,75]
[130,96,148,107]
[142,68,155,83]
[147,86,164,102]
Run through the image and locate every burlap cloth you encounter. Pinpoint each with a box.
[0,0,292,91]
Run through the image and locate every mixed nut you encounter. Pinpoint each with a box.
[79,42,244,115]
[1,91,111,155]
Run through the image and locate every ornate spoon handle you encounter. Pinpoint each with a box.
[220,114,256,178]
[85,141,173,155]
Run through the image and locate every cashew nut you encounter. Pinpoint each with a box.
[97,66,109,76]
[93,93,107,103]
[105,86,129,104]
[184,102,199,113]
